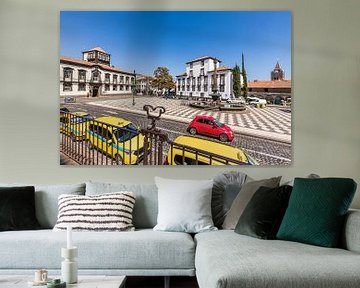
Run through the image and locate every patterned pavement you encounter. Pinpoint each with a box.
[87,97,291,143]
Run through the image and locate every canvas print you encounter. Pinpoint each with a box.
[60,11,292,166]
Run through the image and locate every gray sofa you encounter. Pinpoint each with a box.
[0,181,360,288]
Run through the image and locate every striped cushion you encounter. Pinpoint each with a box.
[53,192,136,231]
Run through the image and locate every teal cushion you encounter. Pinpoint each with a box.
[277,178,357,247]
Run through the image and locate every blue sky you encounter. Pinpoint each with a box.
[60,11,291,80]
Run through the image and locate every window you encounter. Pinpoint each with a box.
[78,70,86,82]
[78,83,86,91]
[189,70,193,77]
[120,76,124,84]
[105,73,110,83]
[92,70,100,82]
[63,68,73,81]
[120,85,124,91]
[105,84,110,91]
[63,83,72,91]
[113,75,118,84]
[200,68,204,76]
[201,60,204,66]
[113,84,117,91]
[190,63,193,69]
[220,75,225,92]
[125,76,129,84]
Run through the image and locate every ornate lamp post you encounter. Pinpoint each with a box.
[210,59,220,102]
[132,70,136,106]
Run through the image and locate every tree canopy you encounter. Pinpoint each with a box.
[232,64,241,98]
[152,67,175,92]
[241,53,248,99]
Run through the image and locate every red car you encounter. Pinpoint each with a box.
[187,115,234,142]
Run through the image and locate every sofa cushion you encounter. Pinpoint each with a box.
[0,183,86,229]
[53,192,136,232]
[277,178,357,247]
[0,229,195,272]
[195,230,360,288]
[0,186,40,231]
[212,171,250,228]
[86,181,158,229]
[153,177,216,233]
[234,185,292,239]
[222,177,281,229]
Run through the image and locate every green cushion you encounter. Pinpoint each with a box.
[277,178,357,247]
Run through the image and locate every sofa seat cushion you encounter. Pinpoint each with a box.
[0,229,195,270]
[195,230,360,288]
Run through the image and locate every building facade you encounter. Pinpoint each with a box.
[248,61,291,102]
[60,47,135,97]
[136,75,155,95]
[176,56,235,99]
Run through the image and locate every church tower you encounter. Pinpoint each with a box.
[271,61,285,80]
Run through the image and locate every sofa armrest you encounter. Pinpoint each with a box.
[342,209,360,253]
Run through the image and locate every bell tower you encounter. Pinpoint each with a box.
[271,61,285,80]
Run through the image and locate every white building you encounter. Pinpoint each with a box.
[136,75,155,95]
[60,47,135,97]
[176,56,236,100]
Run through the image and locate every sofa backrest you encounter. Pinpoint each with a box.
[86,181,158,229]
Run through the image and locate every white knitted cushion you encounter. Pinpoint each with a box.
[53,192,135,231]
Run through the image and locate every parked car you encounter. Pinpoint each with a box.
[187,115,234,142]
[60,111,93,141]
[247,97,267,107]
[165,135,258,165]
[85,116,145,165]
[226,97,245,104]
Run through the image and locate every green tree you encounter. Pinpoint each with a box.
[232,64,241,98]
[241,53,248,99]
[151,67,175,94]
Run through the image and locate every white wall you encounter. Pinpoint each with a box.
[0,0,359,208]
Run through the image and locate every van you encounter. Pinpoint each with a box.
[165,135,258,165]
[86,116,145,165]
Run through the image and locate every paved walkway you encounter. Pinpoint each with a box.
[87,97,292,143]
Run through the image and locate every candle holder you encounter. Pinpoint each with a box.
[61,247,78,284]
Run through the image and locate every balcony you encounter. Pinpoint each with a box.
[63,76,72,82]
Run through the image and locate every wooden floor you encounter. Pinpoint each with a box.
[126,276,199,288]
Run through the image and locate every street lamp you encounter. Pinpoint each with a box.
[132,70,136,106]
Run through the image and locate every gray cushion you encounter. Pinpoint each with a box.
[85,181,158,229]
[222,177,281,229]
[154,177,216,233]
[0,183,85,228]
[212,171,251,228]
[195,230,360,288]
[0,229,195,271]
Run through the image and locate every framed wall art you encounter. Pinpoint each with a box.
[60,11,291,166]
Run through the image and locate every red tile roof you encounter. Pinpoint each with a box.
[186,56,221,64]
[83,47,108,54]
[208,66,232,73]
[176,72,187,77]
[248,80,291,89]
[60,56,133,75]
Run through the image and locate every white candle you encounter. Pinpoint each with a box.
[67,225,72,249]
